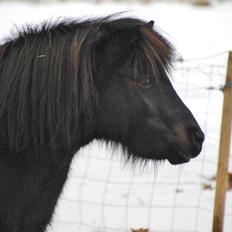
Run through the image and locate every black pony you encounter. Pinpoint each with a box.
[0,16,204,232]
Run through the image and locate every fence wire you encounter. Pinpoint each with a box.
[50,52,232,232]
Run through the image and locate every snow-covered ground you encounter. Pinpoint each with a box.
[0,1,231,232]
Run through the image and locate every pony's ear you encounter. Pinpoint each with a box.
[117,25,141,44]
[110,25,141,62]
[111,25,141,56]
[95,25,141,66]
[91,27,107,46]
[101,23,141,44]
[144,20,154,29]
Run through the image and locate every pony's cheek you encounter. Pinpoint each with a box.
[127,118,173,157]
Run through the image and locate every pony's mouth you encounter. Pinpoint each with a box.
[167,144,191,165]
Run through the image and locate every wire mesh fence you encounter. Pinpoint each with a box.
[49,52,232,232]
[0,0,231,231]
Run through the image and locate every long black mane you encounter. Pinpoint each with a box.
[0,16,175,155]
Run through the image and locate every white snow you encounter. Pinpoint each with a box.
[0,1,231,232]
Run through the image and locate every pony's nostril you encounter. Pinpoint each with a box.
[191,128,205,147]
[195,130,204,143]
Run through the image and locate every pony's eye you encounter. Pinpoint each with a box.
[140,79,152,89]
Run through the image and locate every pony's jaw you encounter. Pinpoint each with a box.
[166,144,192,164]
[122,116,204,165]
[166,119,204,164]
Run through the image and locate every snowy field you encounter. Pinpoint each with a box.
[0,1,232,232]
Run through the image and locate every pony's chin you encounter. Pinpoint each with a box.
[167,144,191,165]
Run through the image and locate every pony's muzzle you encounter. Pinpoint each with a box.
[168,119,205,164]
[189,126,205,157]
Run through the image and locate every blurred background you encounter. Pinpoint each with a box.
[0,0,231,232]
